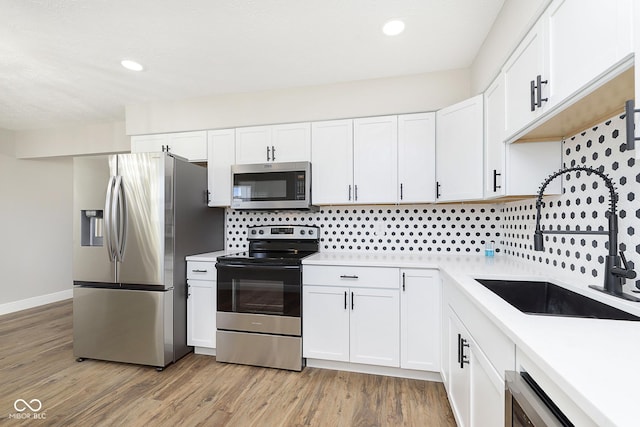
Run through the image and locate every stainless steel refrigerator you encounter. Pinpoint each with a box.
[72,152,224,369]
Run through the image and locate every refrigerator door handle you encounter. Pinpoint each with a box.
[117,176,128,261]
[112,176,127,262]
[104,176,116,262]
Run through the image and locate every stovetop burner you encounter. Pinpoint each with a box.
[217,225,319,266]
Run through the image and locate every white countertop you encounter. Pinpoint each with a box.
[185,249,238,262]
[303,252,640,426]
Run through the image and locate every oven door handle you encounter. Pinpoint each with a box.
[215,263,300,271]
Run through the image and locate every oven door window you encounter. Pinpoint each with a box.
[233,171,305,202]
[217,264,301,317]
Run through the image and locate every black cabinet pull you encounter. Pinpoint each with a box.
[460,337,470,369]
[266,146,271,161]
[457,333,461,365]
[436,181,441,199]
[536,75,548,108]
[271,145,276,161]
[400,183,404,200]
[530,79,536,112]
[351,292,354,310]
[344,291,347,309]
[354,185,358,201]
[340,275,358,279]
[348,185,352,201]
[493,169,502,192]
[402,272,406,291]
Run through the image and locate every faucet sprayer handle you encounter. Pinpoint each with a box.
[617,251,637,280]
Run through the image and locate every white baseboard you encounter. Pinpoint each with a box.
[0,289,73,316]
[305,359,443,382]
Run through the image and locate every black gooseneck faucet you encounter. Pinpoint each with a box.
[534,166,638,302]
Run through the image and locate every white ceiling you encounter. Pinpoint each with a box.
[0,0,505,131]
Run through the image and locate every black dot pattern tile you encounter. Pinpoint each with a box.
[502,114,640,290]
[226,205,502,254]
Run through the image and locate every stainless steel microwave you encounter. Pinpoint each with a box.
[231,161,316,210]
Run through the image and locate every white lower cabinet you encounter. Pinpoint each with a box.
[302,265,400,367]
[443,276,513,427]
[186,261,216,349]
[400,269,440,371]
[446,307,503,427]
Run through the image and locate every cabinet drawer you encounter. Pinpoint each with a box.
[303,265,399,289]
[187,261,216,281]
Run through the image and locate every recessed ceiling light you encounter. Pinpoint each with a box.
[382,20,405,36]
[121,59,144,71]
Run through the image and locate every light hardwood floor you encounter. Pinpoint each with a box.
[0,300,456,426]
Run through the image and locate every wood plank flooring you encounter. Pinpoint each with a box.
[0,300,456,426]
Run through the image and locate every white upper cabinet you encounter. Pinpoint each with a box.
[484,76,507,198]
[546,0,632,109]
[484,75,561,199]
[311,119,354,205]
[398,113,436,203]
[353,116,398,204]
[235,122,311,164]
[207,129,235,207]
[131,131,207,162]
[503,19,548,139]
[436,95,484,202]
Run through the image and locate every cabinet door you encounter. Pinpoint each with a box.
[469,343,504,427]
[436,95,484,202]
[311,119,353,205]
[207,129,235,207]
[353,116,398,204]
[546,0,633,109]
[447,308,471,427]
[503,19,547,139]
[168,131,207,162]
[131,134,169,153]
[400,269,440,371]
[484,76,506,198]
[302,285,350,362]
[235,126,271,164]
[349,288,400,367]
[187,279,216,348]
[398,113,436,203]
[271,123,311,162]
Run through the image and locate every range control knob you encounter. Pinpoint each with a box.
[300,230,306,235]
[250,229,257,235]
[259,229,265,235]
[308,229,314,235]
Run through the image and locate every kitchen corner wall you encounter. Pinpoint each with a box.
[501,113,640,290]
[224,113,639,292]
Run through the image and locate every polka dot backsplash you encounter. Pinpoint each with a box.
[501,113,640,290]
[226,204,502,254]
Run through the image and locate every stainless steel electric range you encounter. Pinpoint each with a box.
[215,225,319,371]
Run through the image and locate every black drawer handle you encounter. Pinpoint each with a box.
[191,269,208,273]
[340,275,359,279]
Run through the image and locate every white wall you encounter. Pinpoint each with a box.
[14,120,130,159]
[126,69,471,135]
[0,129,73,311]
[470,0,549,93]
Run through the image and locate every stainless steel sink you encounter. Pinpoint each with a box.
[475,279,640,321]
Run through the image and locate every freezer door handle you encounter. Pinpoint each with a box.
[104,176,117,262]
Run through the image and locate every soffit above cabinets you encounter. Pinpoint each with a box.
[0,0,505,131]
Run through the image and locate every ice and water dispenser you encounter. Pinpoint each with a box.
[80,210,104,246]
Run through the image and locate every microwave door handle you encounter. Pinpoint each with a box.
[104,176,116,262]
